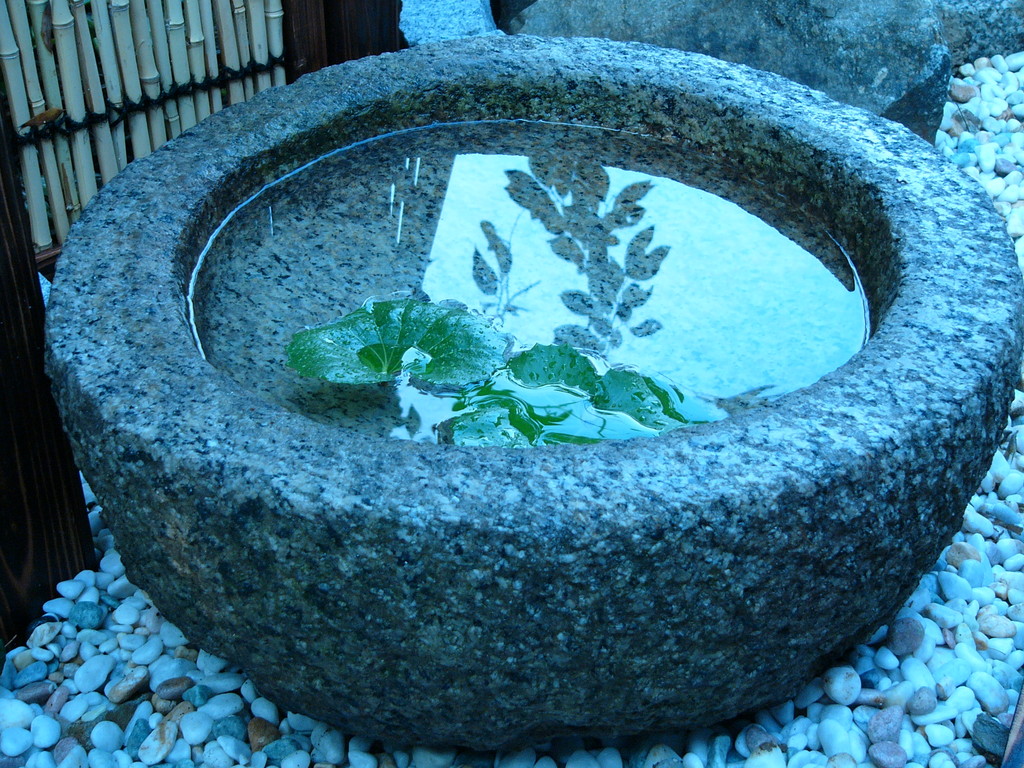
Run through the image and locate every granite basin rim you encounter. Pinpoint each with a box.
[45,35,1024,748]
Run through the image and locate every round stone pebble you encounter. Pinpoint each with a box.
[248,717,281,753]
[0,701,34,731]
[867,706,903,744]
[822,667,861,705]
[0,729,33,758]
[74,655,116,694]
[17,680,57,705]
[68,603,106,631]
[155,677,194,702]
[89,722,124,753]
[906,686,936,716]
[867,742,907,768]
[31,715,61,749]
[886,618,924,656]
[178,712,213,746]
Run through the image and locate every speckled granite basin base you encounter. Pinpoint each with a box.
[45,36,1024,749]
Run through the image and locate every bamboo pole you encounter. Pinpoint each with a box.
[0,3,51,250]
[7,0,69,242]
[27,0,80,224]
[198,0,221,112]
[50,0,97,208]
[231,0,254,99]
[69,0,119,184]
[183,0,209,120]
[129,0,168,148]
[90,0,129,169]
[165,0,196,131]
[265,0,285,87]
[247,0,270,92]
[145,0,182,139]
[214,0,244,105]
[110,0,153,160]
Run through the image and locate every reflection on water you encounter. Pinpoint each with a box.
[191,120,869,440]
[420,140,867,405]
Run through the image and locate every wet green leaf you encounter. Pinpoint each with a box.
[506,343,601,392]
[437,407,533,448]
[287,298,508,386]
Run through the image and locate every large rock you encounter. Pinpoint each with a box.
[503,0,950,139]
[935,0,1024,66]
[46,35,1023,749]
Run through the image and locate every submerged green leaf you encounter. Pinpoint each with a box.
[286,298,508,386]
[506,343,600,392]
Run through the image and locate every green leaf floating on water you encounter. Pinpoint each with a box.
[441,344,723,447]
[286,298,508,387]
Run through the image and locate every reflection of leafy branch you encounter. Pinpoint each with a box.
[496,156,670,353]
[472,220,539,321]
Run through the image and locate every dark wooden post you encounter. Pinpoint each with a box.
[1,118,94,647]
[323,0,404,64]
[281,0,330,81]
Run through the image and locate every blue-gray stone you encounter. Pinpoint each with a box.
[68,602,107,630]
[210,715,246,741]
[0,757,28,768]
[263,738,303,764]
[124,720,152,760]
[172,761,196,768]
[181,684,211,708]
[13,661,47,688]
[99,594,120,610]
[0,657,16,689]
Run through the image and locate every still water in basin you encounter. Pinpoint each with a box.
[189,120,868,441]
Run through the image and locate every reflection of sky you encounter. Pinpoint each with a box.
[421,154,868,400]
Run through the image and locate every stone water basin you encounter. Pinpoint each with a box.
[46,35,1024,748]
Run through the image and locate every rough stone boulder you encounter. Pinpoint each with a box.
[502,0,950,139]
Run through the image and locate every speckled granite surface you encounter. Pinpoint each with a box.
[45,36,1024,748]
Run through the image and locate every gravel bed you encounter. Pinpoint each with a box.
[7,49,1024,768]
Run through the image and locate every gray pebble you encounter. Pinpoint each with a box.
[14,661,48,688]
[210,716,247,742]
[263,738,304,762]
[154,677,194,702]
[906,686,936,716]
[15,680,56,705]
[181,685,211,708]
[1,658,15,689]
[0,758,27,768]
[867,742,907,768]
[886,618,923,656]
[68,603,106,630]
[867,706,903,744]
[959,757,988,768]
[124,719,152,760]
[744,725,777,754]
[53,736,81,765]
[971,713,1010,757]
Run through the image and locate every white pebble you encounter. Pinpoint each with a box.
[743,744,785,768]
[179,711,213,745]
[349,751,377,768]
[596,748,623,768]
[31,714,61,749]
[411,746,457,768]
[968,670,1009,714]
[286,711,320,732]
[198,693,244,719]
[99,552,125,577]
[817,719,850,757]
[924,724,955,747]
[130,637,163,666]
[105,578,137,600]
[204,673,245,694]
[217,735,251,763]
[0,700,35,730]
[1,727,34,757]
[90,721,124,753]
[251,697,279,723]
[822,667,860,705]
[196,651,228,674]
[74,654,116,694]
[312,727,345,764]
[201,741,234,768]
[41,597,74,618]
[111,605,140,627]
[158,622,187,649]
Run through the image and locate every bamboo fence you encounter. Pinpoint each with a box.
[0,0,286,253]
